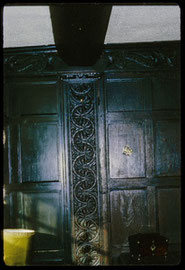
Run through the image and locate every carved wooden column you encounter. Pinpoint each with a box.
[61,73,102,265]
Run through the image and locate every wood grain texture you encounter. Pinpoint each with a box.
[23,191,62,240]
[4,42,181,265]
[20,123,59,182]
[105,66,180,263]
[154,120,181,177]
[152,77,180,110]
[8,82,58,116]
[110,189,148,248]
[106,78,152,112]
[157,188,181,244]
[108,121,145,178]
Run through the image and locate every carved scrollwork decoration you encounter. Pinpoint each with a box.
[68,80,100,265]
[101,50,126,69]
[4,53,67,73]
[126,50,179,68]
[101,48,180,70]
[4,45,179,74]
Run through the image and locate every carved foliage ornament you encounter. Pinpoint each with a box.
[68,80,100,265]
[100,48,180,69]
[4,46,180,74]
[4,53,66,73]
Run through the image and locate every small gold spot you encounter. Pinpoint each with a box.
[123,145,133,156]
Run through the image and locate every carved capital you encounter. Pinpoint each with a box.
[60,72,102,80]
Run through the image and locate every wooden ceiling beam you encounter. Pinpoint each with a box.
[49,4,112,66]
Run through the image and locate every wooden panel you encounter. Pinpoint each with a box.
[157,188,181,244]
[9,124,19,184]
[9,82,58,116]
[154,120,181,177]
[9,191,24,228]
[20,123,59,182]
[106,78,151,112]
[152,77,180,110]
[23,191,63,251]
[108,122,145,178]
[110,189,148,248]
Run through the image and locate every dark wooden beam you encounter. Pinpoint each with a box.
[49,4,112,66]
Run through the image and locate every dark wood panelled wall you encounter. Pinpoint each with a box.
[3,41,181,266]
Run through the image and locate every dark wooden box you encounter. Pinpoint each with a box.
[128,233,169,261]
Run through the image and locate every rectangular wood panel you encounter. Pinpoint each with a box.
[106,78,151,112]
[23,191,63,251]
[20,123,59,182]
[9,124,19,184]
[152,77,180,110]
[154,120,181,177]
[9,191,24,228]
[110,189,148,248]
[108,122,146,178]
[157,188,181,244]
[9,82,58,116]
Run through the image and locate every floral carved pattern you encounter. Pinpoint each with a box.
[68,81,100,265]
